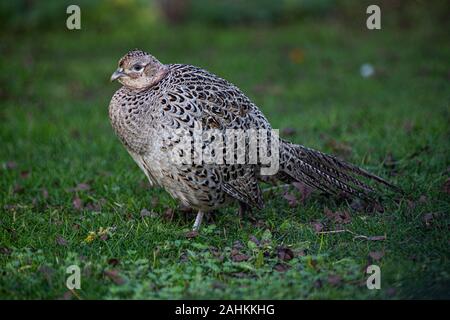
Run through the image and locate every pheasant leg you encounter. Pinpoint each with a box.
[192,211,205,231]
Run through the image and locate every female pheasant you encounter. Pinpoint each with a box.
[109,49,398,232]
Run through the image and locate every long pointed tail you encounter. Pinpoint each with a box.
[279,140,401,202]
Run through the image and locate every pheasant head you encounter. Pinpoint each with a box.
[110,49,168,90]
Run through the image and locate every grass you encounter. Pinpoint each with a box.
[0,13,449,299]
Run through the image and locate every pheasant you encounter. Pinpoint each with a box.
[109,49,399,232]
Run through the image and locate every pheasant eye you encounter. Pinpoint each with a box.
[133,64,143,72]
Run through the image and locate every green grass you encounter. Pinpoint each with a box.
[1,15,449,299]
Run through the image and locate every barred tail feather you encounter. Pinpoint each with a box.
[280,140,401,202]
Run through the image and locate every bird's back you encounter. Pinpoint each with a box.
[108,64,269,210]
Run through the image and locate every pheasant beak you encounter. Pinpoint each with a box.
[110,68,125,82]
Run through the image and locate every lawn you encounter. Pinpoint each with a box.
[0,8,449,299]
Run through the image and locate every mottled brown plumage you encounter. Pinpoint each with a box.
[109,49,398,231]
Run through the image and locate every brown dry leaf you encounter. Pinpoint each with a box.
[20,170,30,179]
[56,235,68,246]
[163,208,175,221]
[104,269,125,285]
[292,182,312,203]
[274,263,290,272]
[72,197,83,210]
[38,265,55,284]
[232,240,244,250]
[107,258,120,267]
[314,279,323,288]
[232,254,250,262]
[324,207,352,224]
[277,247,294,261]
[0,247,12,255]
[383,153,397,173]
[232,272,250,278]
[281,127,297,137]
[59,290,74,300]
[75,183,91,191]
[5,161,17,170]
[185,230,198,239]
[369,251,384,261]
[326,139,352,158]
[288,48,305,64]
[249,235,260,247]
[140,208,157,218]
[85,200,103,212]
[443,178,450,195]
[423,212,437,228]
[283,192,298,207]
[327,274,342,286]
[403,120,415,134]
[13,184,24,194]
[312,221,324,233]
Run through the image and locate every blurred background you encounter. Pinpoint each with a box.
[1,0,448,165]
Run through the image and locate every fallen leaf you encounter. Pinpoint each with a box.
[186,230,198,238]
[59,290,74,300]
[104,269,125,285]
[274,263,290,272]
[5,161,17,170]
[13,184,24,194]
[312,221,324,233]
[326,139,352,158]
[20,170,30,179]
[0,247,12,255]
[179,252,189,263]
[232,272,250,278]
[288,48,304,64]
[163,208,174,221]
[232,254,250,262]
[140,208,157,218]
[107,258,120,266]
[56,235,68,246]
[383,153,397,173]
[232,240,245,250]
[249,235,260,247]
[403,120,415,134]
[38,265,54,284]
[277,247,294,261]
[281,127,297,136]
[85,200,103,212]
[369,251,384,261]
[423,212,437,227]
[293,248,306,257]
[386,287,397,297]
[324,207,351,224]
[314,279,323,288]
[418,195,427,204]
[292,182,312,203]
[41,188,49,199]
[283,192,298,207]
[443,178,450,195]
[350,198,366,212]
[75,183,91,191]
[327,274,342,286]
[72,197,83,210]
[371,202,385,213]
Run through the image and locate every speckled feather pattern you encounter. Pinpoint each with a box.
[109,52,398,213]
